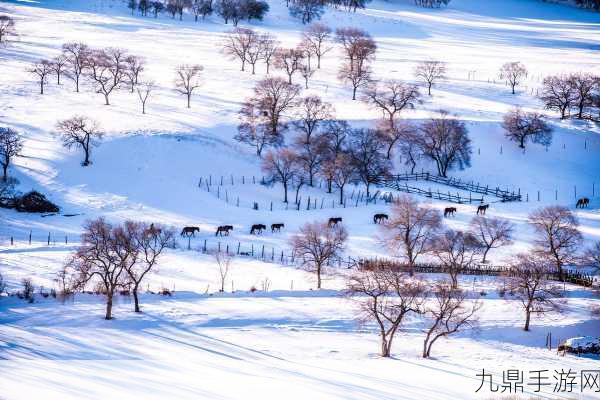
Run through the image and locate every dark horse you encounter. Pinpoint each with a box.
[576,197,590,208]
[444,207,457,217]
[215,225,233,236]
[328,217,342,227]
[250,224,267,234]
[373,214,388,224]
[181,226,200,237]
[271,223,285,233]
[477,204,489,215]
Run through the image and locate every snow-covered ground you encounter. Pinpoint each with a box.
[0,0,599,398]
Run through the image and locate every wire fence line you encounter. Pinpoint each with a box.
[1,231,595,288]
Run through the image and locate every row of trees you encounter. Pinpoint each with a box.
[63,218,175,319]
[540,72,600,121]
[380,195,592,283]
[28,42,147,106]
[129,0,269,25]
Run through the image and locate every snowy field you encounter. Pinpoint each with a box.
[0,0,600,398]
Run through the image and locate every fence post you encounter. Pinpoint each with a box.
[218,242,221,252]
[261,245,265,259]
[251,244,254,256]
[237,242,240,255]
[203,239,207,252]
[271,247,274,261]
[47,232,51,246]
[270,202,273,211]
[307,196,310,210]
[10,236,13,246]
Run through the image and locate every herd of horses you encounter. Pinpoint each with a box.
[180,197,592,238]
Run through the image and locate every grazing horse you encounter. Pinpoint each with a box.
[328,217,342,227]
[444,207,457,217]
[181,226,200,237]
[250,224,267,234]
[477,204,489,215]
[271,223,285,233]
[373,213,388,224]
[576,197,590,208]
[215,225,233,236]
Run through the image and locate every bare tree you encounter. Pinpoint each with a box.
[87,48,128,105]
[499,61,527,94]
[0,127,23,182]
[469,216,514,264]
[414,60,446,96]
[51,54,68,85]
[502,108,553,149]
[397,129,422,174]
[362,80,421,127]
[422,282,480,358]
[325,152,356,204]
[262,148,298,203]
[62,42,91,93]
[417,111,471,177]
[29,60,53,95]
[433,229,482,289]
[376,118,417,160]
[379,195,442,276]
[289,0,325,24]
[259,33,279,74]
[235,102,281,157]
[274,48,304,84]
[302,23,332,69]
[506,253,562,331]
[294,133,327,187]
[290,221,348,289]
[0,15,17,45]
[56,116,103,166]
[570,72,597,119]
[299,63,314,89]
[174,64,203,108]
[335,27,376,71]
[124,222,174,312]
[540,75,578,119]
[223,27,257,72]
[215,251,234,292]
[348,128,391,197]
[136,81,155,114]
[528,206,582,281]
[246,77,301,140]
[66,218,127,320]
[124,55,145,93]
[293,96,333,146]
[338,60,372,100]
[347,265,426,357]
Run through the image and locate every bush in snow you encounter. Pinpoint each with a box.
[558,336,600,355]
[21,278,34,303]
[414,0,450,8]
[502,108,552,149]
[0,127,23,183]
[14,191,59,213]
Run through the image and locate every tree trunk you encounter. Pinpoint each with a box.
[187,93,191,108]
[428,82,432,96]
[352,86,357,100]
[339,185,344,205]
[133,284,141,312]
[381,336,391,357]
[75,75,80,93]
[482,246,490,264]
[316,263,321,289]
[317,55,321,69]
[40,80,44,95]
[524,307,531,331]
[105,294,113,320]
[104,93,110,105]
[283,181,288,203]
[2,164,7,182]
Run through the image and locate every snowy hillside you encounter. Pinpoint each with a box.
[0,0,599,398]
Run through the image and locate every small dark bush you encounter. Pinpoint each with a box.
[14,191,59,213]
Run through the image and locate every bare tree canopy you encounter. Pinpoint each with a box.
[417,111,471,177]
[433,229,483,288]
[348,128,391,197]
[347,265,426,357]
[302,23,332,69]
[223,27,258,72]
[528,206,582,281]
[570,72,598,119]
[29,59,53,95]
[379,195,442,276]
[289,0,325,24]
[262,148,298,203]
[583,241,600,275]
[362,80,421,126]
[236,102,282,157]
[376,118,417,160]
[422,282,479,358]
[0,127,23,182]
[499,61,528,94]
[502,108,553,149]
[124,55,145,93]
[290,221,348,289]
[56,116,103,166]
[274,48,304,84]
[174,63,203,108]
[540,75,578,119]
[136,80,155,114]
[87,47,128,105]
[414,60,446,96]
[258,33,279,74]
[215,251,234,292]
[51,54,68,85]
[469,216,514,264]
[62,42,91,93]
[293,95,334,145]
[506,253,562,331]
[335,27,376,70]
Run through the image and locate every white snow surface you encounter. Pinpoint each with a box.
[0,0,600,399]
